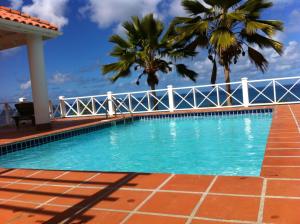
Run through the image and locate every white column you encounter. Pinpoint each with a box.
[167,85,175,112]
[107,91,115,116]
[27,34,50,126]
[241,77,249,107]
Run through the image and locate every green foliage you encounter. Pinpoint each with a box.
[175,0,284,84]
[102,13,197,89]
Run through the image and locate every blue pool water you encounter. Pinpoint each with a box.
[0,114,272,176]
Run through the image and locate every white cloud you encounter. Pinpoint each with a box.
[21,0,69,29]
[9,0,23,10]
[287,9,300,33]
[49,73,71,84]
[20,80,31,90]
[168,0,186,17]
[80,0,162,29]
[193,58,213,75]
[271,41,300,71]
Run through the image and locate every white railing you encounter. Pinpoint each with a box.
[58,76,300,118]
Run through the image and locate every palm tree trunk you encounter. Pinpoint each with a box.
[224,63,232,106]
[150,83,158,110]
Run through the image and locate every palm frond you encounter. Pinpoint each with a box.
[210,28,237,51]
[176,64,198,82]
[110,46,125,57]
[182,0,210,16]
[110,68,131,82]
[141,14,164,45]
[102,61,132,75]
[109,35,131,48]
[204,0,242,9]
[227,10,246,21]
[239,0,273,19]
[245,20,280,36]
[242,32,283,54]
[248,46,268,72]
[257,20,283,32]
[156,59,172,73]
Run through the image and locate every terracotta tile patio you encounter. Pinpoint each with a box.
[0,105,299,223]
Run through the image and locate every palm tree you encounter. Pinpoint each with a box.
[102,14,197,109]
[174,0,283,105]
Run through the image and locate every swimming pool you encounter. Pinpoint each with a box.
[0,113,272,176]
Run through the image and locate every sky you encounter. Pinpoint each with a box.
[0,0,300,102]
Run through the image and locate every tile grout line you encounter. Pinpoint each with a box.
[2,177,300,202]
[288,105,300,133]
[185,176,218,224]
[2,186,300,205]
[3,170,42,187]
[119,174,175,224]
[12,171,70,208]
[257,178,267,223]
[45,202,256,224]
[0,170,43,203]
[58,173,144,224]
[36,172,101,209]
[0,195,285,224]
[192,216,257,224]
[33,171,73,209]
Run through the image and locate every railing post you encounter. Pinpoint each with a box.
[167,85,175,112]
[49,100,54,119]
[91,97,96,115]
[273,79,277,103]
[242,77,249,107]
[4,103,10,125]
[192,87,197,109]
[76,98,81,115]
[107,91,115,116]
[128,93,132,113]
[216,85,220,107]
[59,96,66,118]
[147,91,152,112]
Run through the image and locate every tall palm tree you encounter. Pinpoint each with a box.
[174,0,283,105]
[102,14,198,108]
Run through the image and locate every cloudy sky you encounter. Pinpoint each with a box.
[0,0,300,102]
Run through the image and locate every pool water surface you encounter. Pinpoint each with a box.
[0,113,272,176]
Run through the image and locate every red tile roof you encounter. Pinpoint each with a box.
[0,6,58,31]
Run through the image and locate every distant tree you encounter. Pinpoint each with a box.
[175,0,283,105]
[102,14,197,108]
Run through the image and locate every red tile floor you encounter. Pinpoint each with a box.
[0,105,300,223]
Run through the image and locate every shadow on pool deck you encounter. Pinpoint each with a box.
[0,170,152,223]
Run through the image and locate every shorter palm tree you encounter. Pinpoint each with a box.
[175,0,283,105]
[102,14,197,109]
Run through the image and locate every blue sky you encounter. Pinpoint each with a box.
[1,0,300,102]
